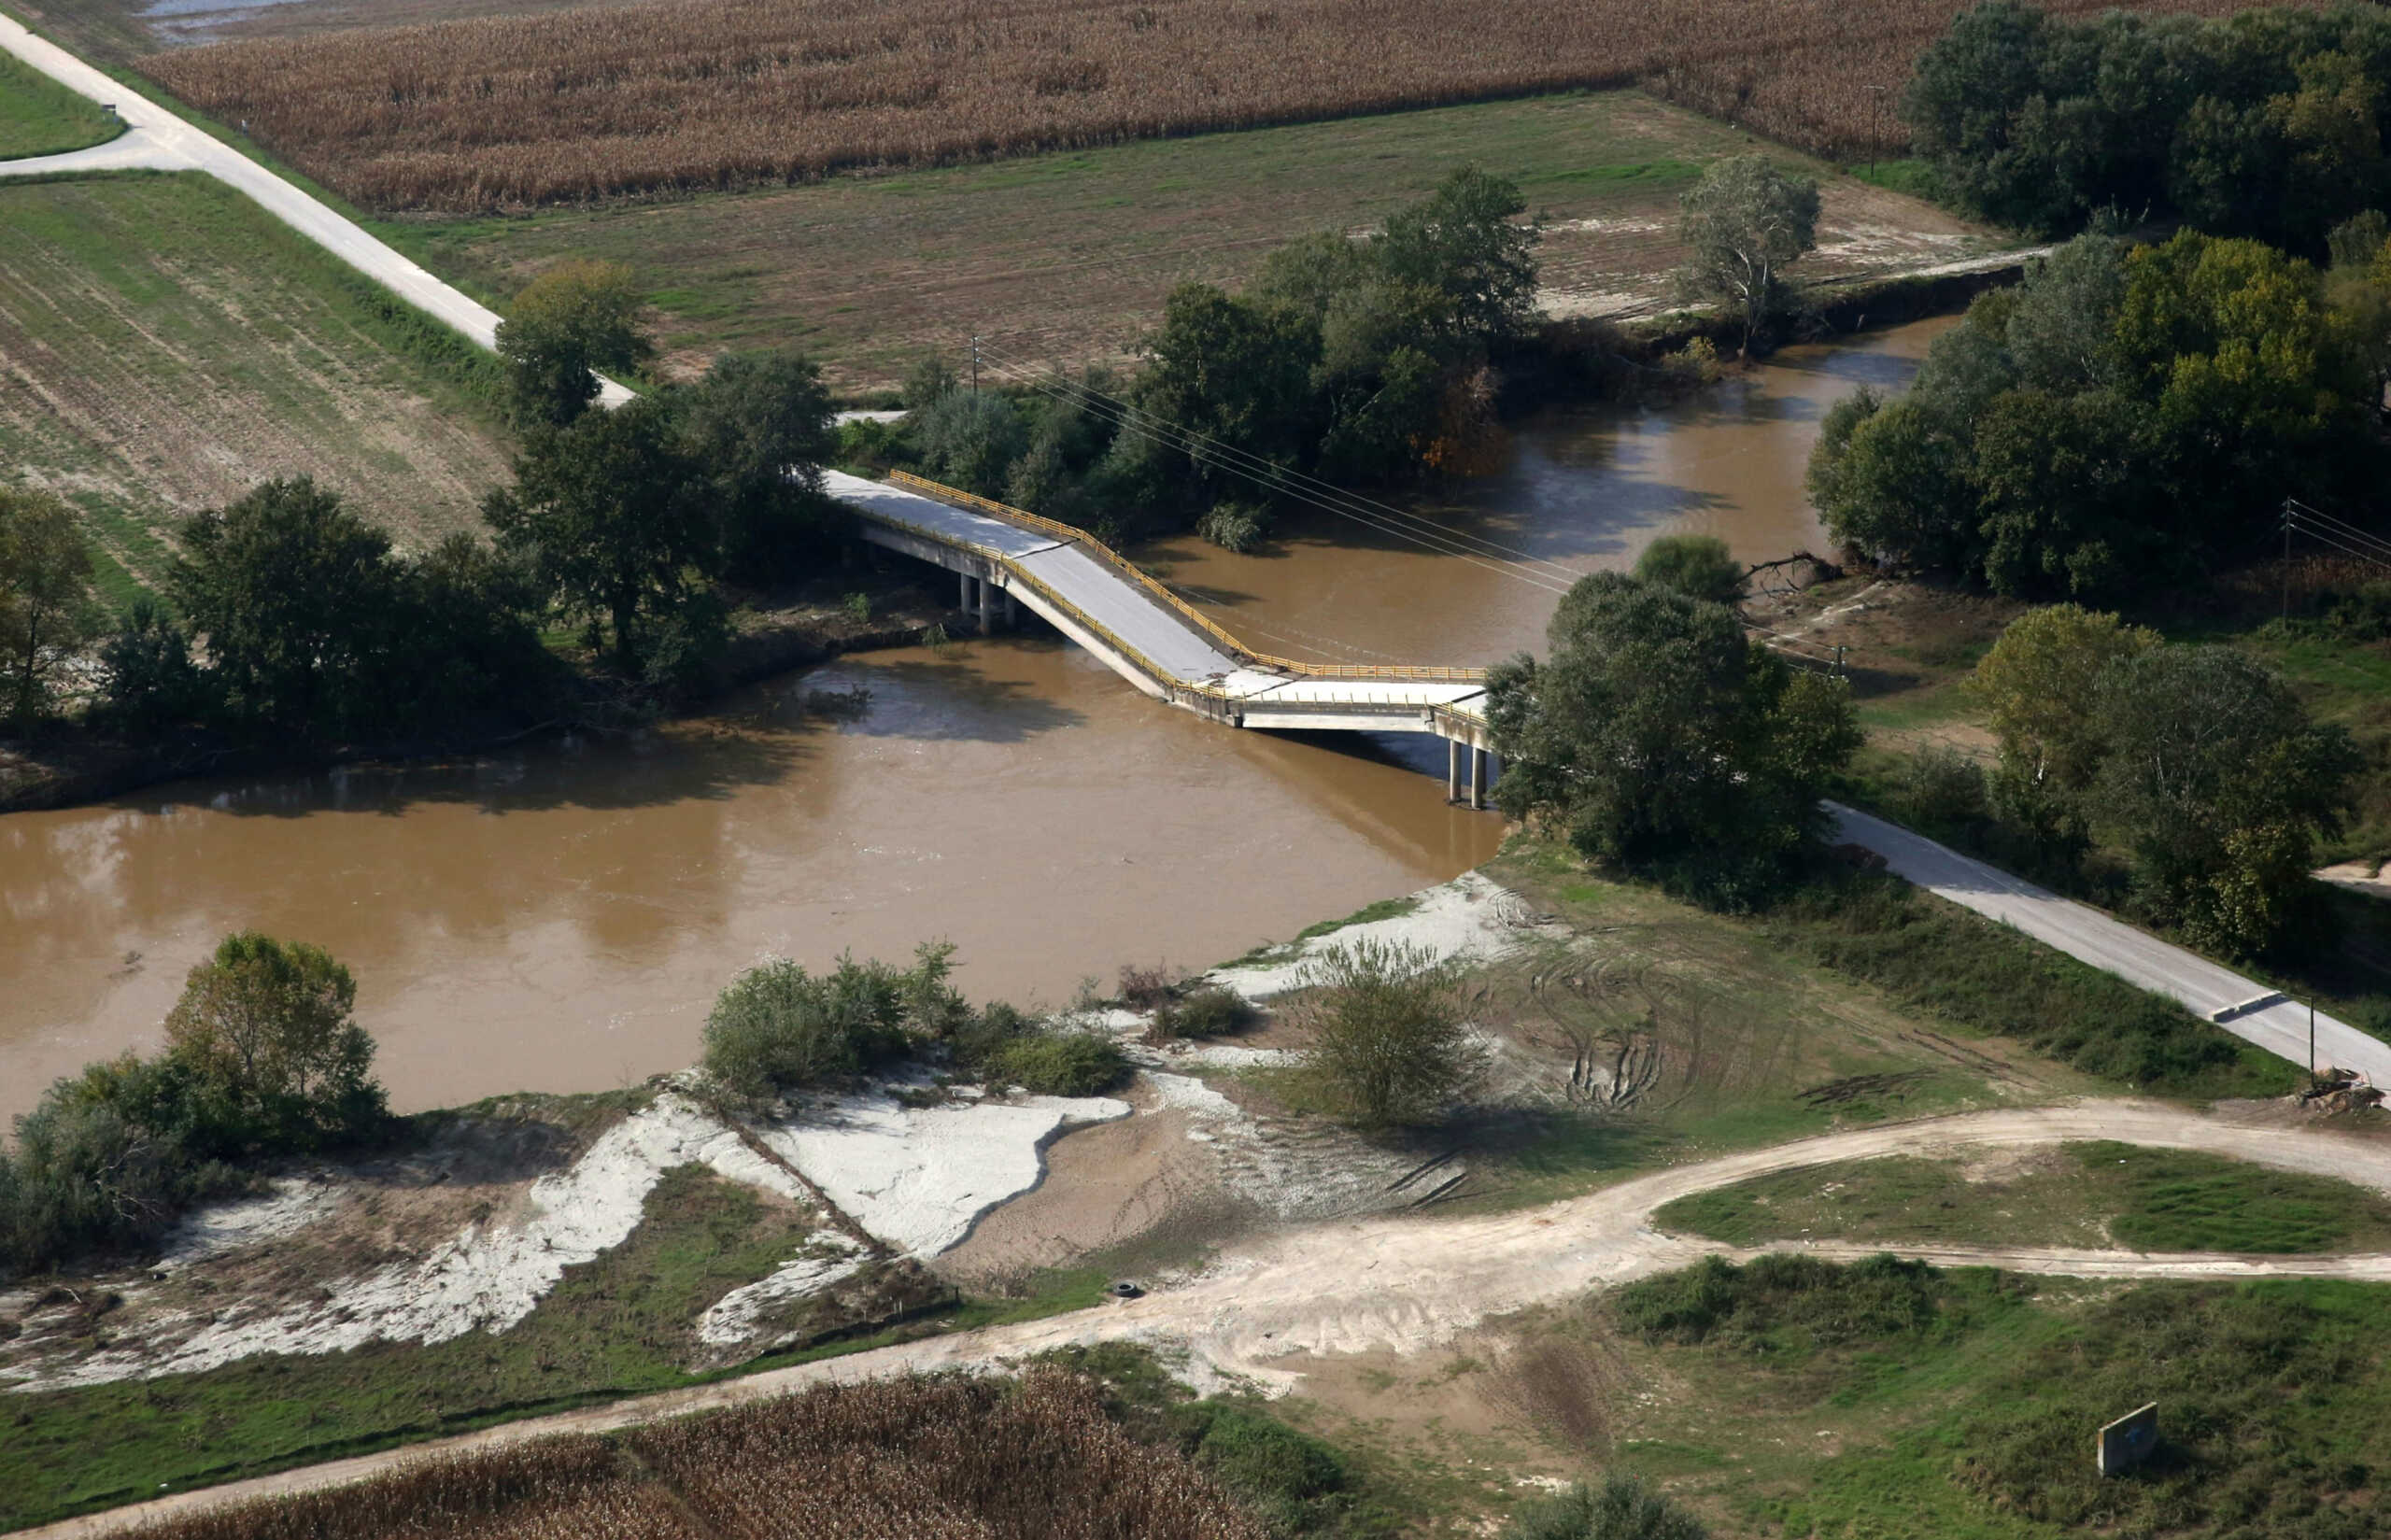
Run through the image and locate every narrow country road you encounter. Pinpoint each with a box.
[0,11,631,406]
[1830,803,2391,1085]
[23,1098,2391,1538]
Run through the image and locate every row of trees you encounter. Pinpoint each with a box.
[1909,1,2391,250]
[1,262,842,740]
[1806,228,2387,600]
[884,166,1541,550]
[2,934,388,1278]
[1966,606,2358,954]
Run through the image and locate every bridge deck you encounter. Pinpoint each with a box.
[824,470,1492,743]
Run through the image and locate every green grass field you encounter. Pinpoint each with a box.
[0,53,120,160]
[382,91,2002,394]
[1655,1140,2391,1254]
[0,172,511,605]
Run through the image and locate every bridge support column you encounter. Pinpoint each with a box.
[1470,747,1489,811]
[1447,739,1461,803]
[1002,591,1018,629]
[958,572,973,613]
[977,576,997,635]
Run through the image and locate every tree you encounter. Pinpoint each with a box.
[680,350,838,578]
[1373,165,1543,348]
[97,598,210,731]
[700,948,957,1101]
[1674,156,1820,355]
[2090,645,2359,954]
[484,396,712,671]
[163,932,386,1151]
[1968,387,2156,597]
[494,260,653,427]
[912,388,1030,500]
[1287,938,1485,1130]
[1903,0,2071,231]
[1139,284,1321,489]
[1489,575,1859,902]
[0,486,98,726]
[1970,604,2158,840]
[1505,1475,1708,1540]
[1807,392,1975,574]
[170,477,403,736]
[1633,534,1746,605]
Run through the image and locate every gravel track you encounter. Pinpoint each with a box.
[25,1098,2391,1538]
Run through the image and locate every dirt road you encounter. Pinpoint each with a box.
[28,1098,2391,1538]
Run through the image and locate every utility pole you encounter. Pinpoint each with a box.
[2282,498,2294,620]
[2311,1001,2317,1081]
[1865,86,1889,177]
[970,335,982,395]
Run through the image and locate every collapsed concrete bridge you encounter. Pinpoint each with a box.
[831,469,1506,806]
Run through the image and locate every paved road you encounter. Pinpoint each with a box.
[0,12,632,406]
[1831,802,2391,1085]
[22,1097,2391,1538]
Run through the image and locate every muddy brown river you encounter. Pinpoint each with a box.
[0,319,1947,1123]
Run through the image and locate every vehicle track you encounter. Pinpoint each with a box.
[26,1098,2391,1538]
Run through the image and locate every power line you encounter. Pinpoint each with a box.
[2287,518,2391,572]
[2286,500,2391,563]
[969,340,1592,592]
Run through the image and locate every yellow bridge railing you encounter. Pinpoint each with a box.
[884,471,1488,685]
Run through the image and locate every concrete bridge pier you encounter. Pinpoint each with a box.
[1447,739,1498,810]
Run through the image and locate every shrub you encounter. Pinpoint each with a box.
[1173,1402,1349,1533]
[1505,1473,1709,1540]
[1157,983,1255,1039]
[1893,742,1988,830]
[1196,502,1271,553]
[1118,962,1178,1012]
[1286,938,1485,1129]
[1632,534,1745,605]
[994,1029,1130,1096]
[700,954,918,1100]
[1616,1251,1945,1353]
[96,598,213,731]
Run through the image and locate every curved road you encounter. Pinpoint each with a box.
[24,1098,2391,1537]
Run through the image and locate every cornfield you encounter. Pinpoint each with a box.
[129,1371,1271,1539]
[144,0,2297,213]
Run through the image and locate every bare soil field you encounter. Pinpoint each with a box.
[0,172,512,600]
[132,0,2298,213]
[397,92,2008,394]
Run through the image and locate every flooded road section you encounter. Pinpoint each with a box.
[1142,318,1953,667]
[0,319,1947,1123]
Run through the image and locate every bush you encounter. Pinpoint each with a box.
[1893,742,1988,830]
[1156,983,1255,1040]
[1196,502,1272,553]
[1505,1474,1709,1540]
[993,1029,1129,1097]
[96,598,214,731]
[1616,1251,1945,1353]
[1286,938,1485,1130]
[700,954,918,1101]
[1173,1402,1349,1534]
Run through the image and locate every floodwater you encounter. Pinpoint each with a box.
[0,318,1948,1124]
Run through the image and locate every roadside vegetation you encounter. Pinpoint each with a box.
[0,52,120,160]
[1655,1141,2391,1253]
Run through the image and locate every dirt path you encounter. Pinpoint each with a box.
[29,1098,2391,1538]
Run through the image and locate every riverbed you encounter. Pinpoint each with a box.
[0,318,1949,1123]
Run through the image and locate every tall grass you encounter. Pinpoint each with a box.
[142,0,2295,212]
[130,1371,1269,1538]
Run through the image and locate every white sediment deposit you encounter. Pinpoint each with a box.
[753,1092,1132,1259]
[6,1086,1128,1391]
[1214,871,1553,998]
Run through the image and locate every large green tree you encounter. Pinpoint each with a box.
[0,486,97,726]
[2090,645,2359,954]
[171,477,403,735]
[163,931,387,1151]
[484,397,712,671]
[1969,604,2159,838]
[494,260,653,427]
[1486,572,1860,903]
[1673,156,1820,355]
[680,350,839,577]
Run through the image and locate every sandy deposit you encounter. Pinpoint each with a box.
[1214,872,1555,999]
[4,1086,1131,1392]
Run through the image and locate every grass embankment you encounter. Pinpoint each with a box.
[1580,1255,2391,1538]
[0,53,120,159]
[1482,837,2292,1170]
[1657,1140,2391,1253]
[0,171,509,606]
[387,91,2003,392]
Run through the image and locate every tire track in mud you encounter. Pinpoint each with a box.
[31,1097,2391,1539]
